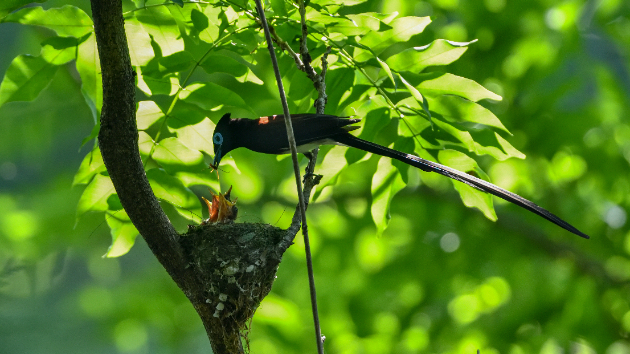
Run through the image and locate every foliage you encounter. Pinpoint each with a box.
[1,0,629,353]
[2,0,516,256]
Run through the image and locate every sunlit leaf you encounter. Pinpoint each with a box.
[104,210,138,258]
[138,131,155,162]
[418,73,502,102]
[135,6,184,57]
[199,6,222,43]
[174,117,216,155]
[399,74,431,123]
[136,101,165,130]
[180,82,246,110]
[76,33,103,120]
[316,146,350,193]
[427,95,508,132]
[76,174,115,217]
[314,0,368,6]
[2,5,93,37]
[152,137,206,173]
[146,168,201,219]
[377,57,396,88]
[270,0,287,16]
[328,17,372,36]
[73,147,106,186]
[371,156,406,235]
[41,37,78,65]
[125,18,154,66]
[0,55,58,109]
[356,16,432,61]
[326,67,355,113]
[386,39,476,73]
[438,150,496,220]
[0,0,45,20]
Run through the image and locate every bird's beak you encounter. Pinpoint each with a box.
[213,146,222,167]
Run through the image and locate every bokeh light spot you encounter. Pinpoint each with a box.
[2,210,39,241]
[114,318,148,353]
[484,0,505,13]
[79,286,114,318]
[545,8,566,30]
[440,232,460,253]
[400,326,429,351]
[603,204,627,229]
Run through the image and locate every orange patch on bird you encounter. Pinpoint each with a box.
[201,186,238,224]
[259,116,270,124]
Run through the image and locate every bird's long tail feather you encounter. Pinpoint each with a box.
[334,134,589,239]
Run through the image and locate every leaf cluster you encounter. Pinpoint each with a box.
[1,0,517,254]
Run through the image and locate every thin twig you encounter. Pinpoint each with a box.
[252,1,324,353]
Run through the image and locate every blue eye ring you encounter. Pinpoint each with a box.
[213,133,223,145]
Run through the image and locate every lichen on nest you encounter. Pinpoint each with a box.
[180,222,287,330]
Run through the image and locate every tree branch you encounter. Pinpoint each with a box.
[91,1,263,352]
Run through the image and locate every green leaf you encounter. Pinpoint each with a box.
[371,156,406,235]
[399,74,431,123]
[180,82,246,110]
[105,210,139,258]
[138,131,155,162]
[315,0,368,5]
[41,37,77,65]
[200,53,249,77]
[159,51,195,73]
[76,174,115,217]
[376,57,396,88]
[327,17,373,36]
[136,101,165,130]
[432,119,476,152]
[288,67,315,101]
[426,95,509,133]
[0,54,58,109]
[76,33,103,119]
[167,101,208,129]
[171,0,184,7]
[386,39,476,73]
[199,6,221,43]
[325,67,355,113]
[0,0,45,20]
[125,18,154,66]
[270,0,288,16]
[191,8,209,30]
[437,150,497,220]
[135,6,184,57]
[174,117,216,155]
[152,137,205,174]
[356,16,432,61]
[418,73,502,102]
[316,146,350,193]
[73,147,106,186]
[2,5,93,37]
[146,168,201,220]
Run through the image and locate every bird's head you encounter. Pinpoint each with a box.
[212,113,233,167]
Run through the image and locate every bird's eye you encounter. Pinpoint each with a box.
[213,133,223,145]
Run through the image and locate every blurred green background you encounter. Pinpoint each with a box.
[1,0,629,353]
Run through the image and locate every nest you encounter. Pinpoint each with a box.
[180,222,287,346]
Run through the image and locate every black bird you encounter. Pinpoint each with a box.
[212,113,589,239]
